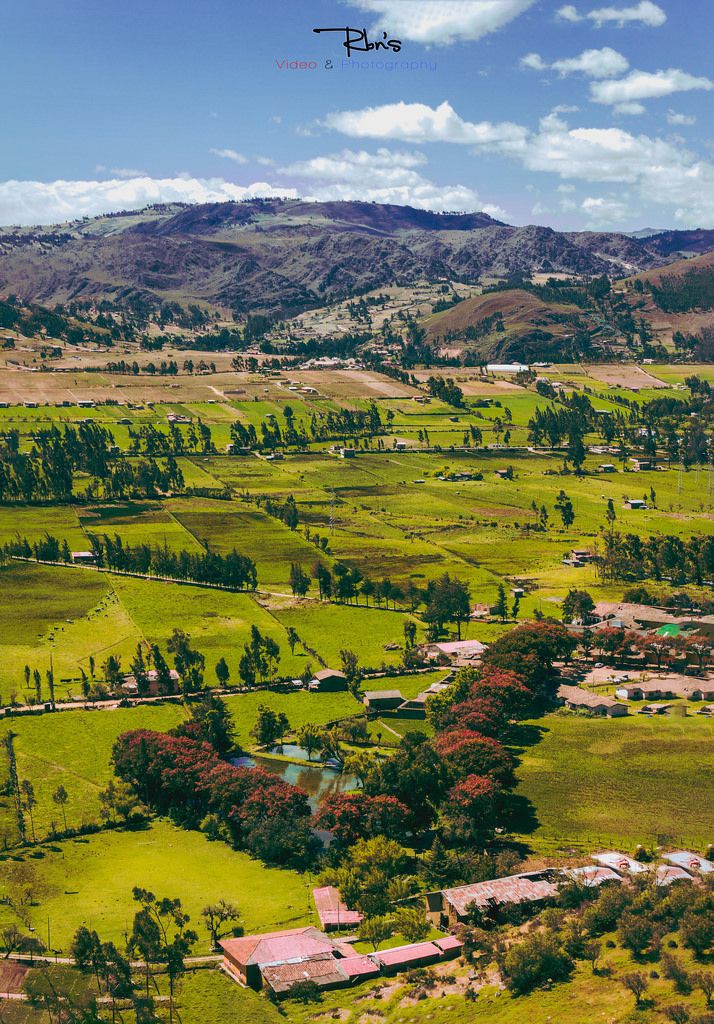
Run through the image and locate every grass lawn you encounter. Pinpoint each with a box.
[0,703,187,841]
[510,711,714,854]
[0,820,314,953]
[225,689,362,749]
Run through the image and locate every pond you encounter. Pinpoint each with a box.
[232,753,359,810]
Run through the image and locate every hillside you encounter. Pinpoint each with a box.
[0,199,673,319]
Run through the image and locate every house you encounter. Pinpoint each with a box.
[494,468,511,479]
[689,683,714,701]
[426,870,561,929]
[166,413,191,424]
[339,447,356,459]
[310,669,348,692]
[373,942,442,975]
[397,680,451,719]
[614,679,690,701]
[629,458,654,472]
[77,399,95,408]
[220,927,337,990]
[591,852,648,876]
[394,440,408,451]
[624,498,648,510]
[486,363,529,374]
[699,704,714,716]
[655,865,693,887]
[71,550,97,564]
[570,549,594,564]
[598,464,617,473]
[470,603,490,620]
[23,401,38,408]
[565,865,621,888]
[558,684,628,717]
[312,887,363,932]
[663,851,714,875]
[422,639,486,666]
[261,955,348,998]
[363,690,404,712]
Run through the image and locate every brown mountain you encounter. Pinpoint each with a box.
[0,199,688,318]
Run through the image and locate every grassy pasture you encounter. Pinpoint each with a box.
[510,712,714,854]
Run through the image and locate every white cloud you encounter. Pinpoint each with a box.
[581,195,631,225]
[522,46,629,78]
[323,100,528,152]
[591,68,714,106]
[109,167,148,179]
[325,99,714,225]
[667,109,696,126]
[531,201,552,215]
[557,183,576,192]
[520,52,546,71]
[0,176,295,227]
[279,146,491,212]
[556,4,582,21]
[344,0,537,45]
[613,101,646,115]
[209,148,248,164]
[587,1,666,27]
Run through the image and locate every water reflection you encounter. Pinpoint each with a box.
[232,753,359,810]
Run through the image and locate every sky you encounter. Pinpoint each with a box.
[2,0,713,230]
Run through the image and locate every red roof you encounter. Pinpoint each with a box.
[313,886,363,929]
[261,955,347,993]
[435,936,463,952]
[340,955,381,979]
[375,942,441,968]
[220,927,334,967]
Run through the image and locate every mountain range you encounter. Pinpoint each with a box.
[0,199,713,319]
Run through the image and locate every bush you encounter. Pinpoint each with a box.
[503,932,573,995]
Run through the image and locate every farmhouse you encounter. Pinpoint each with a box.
[421,639,486,666]
[592,852,648,876]
[655,865,693,886]
[71,550,97,564]
[629,458,654,471]
[486,363,528,374]
[374,942,442,975]
[640,702,671,715]
[558,684,628,717]
[624,498,648,510]
[310,669,348,692]
[363,690,404,712]
[396,679,451,719]
[312,886,363,931]
[220,927,336,989]
[663,850,714,875]
[565,865,621,888]
[426,870,561,929]
[598,463,617,473]
[339,447,356,458]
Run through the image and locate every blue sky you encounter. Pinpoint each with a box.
[2,0,713,229]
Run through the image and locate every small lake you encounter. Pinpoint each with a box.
[232,752,359,810]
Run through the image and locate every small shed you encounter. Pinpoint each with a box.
[310,669,348,692]
[363,690,404,712]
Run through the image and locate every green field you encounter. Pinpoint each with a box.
[511,712,714,854]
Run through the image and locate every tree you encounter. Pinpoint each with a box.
[561,589,595,624]
[494,583,508,624]
[167,628,205,693]
[555,490,575,528]
[130,643,150,697]
[423,574,471,638]
[201,900,241,949]
[622,971,649,1007]
[289,563,311,597]
[20,779,37,842]
[52,784,69,831]
[71,926,105,989]
[214,657,230,688]
[340,649,362,694]
[605,498,616,531]
[393,907,429,944]
[286,979,322,1003]
[251,704,290,748]
[296,722,323,761]
[129,888,198,1023]
[440,775,499,847]
[403,619,417,649]
[665,1006,690,1024]
[286,627,300,655]
[503,933,573,994]
[357,914,394,951]
[695,972,714,1007]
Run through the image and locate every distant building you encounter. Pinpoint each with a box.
[592,852,648,876]
[339,447,356,459]
[598,463,617,473]
[558,684,628,717]
[486,363,529,374]
[310,669,348,692]
[564,865,621,888]
[71,550,97,564]
[421,639,486,666]
[363,690,404,712]
[312,886,363,932]
[663,850,714,875]
[629,458,654,472]
[624,498,647,510]
[426,870,561,929]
